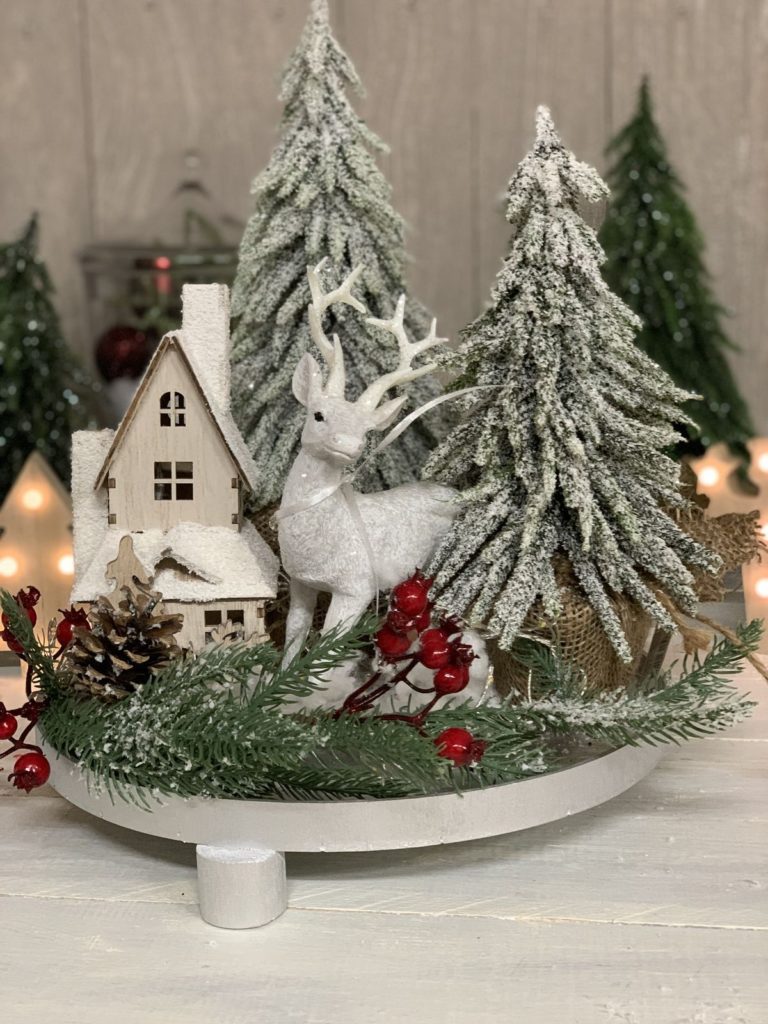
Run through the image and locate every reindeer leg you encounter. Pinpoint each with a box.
[311,591,372,709]
[283,579,318,666]
[323,592,369,635]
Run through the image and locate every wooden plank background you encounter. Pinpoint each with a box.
[1,0,766,429]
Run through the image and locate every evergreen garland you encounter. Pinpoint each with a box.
[423,107,719,661]
[230,0,444,509]
[0,215,98,501]
[600,79,755,481]
[3,590,755,804]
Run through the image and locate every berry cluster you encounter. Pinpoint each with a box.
[337,571,486,766]
[0,585,40,655]
[1,589,90,792]
[375,571,477,699]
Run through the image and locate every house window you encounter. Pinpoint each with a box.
[203,608,245,644]
[160,391,186,427]
[154,461,194,500]
[204,609,221,645]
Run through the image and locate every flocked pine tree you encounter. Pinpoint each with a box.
[600,79,755,479]
[0,215,97,502]
[423,108,718,661]
[230,0,443,509]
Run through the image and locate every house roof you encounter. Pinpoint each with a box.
[94,333,260,492]
[71,520,278,603]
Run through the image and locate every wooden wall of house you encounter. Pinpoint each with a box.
[1,0,766,428]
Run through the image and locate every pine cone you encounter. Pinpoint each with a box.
[63,583,183,701]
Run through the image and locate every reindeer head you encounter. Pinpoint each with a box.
[292,261,447,466]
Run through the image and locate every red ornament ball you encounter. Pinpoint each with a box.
[435,728,486,767]
[433,664,470,695]
[391,576,431,617]
[95,325,154,381]
[0,712,18,741]
[375,627,411,660]
[10,751,51,792]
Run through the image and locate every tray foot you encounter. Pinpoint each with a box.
[196,844,287,929]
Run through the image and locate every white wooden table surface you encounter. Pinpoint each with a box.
[1,659,765,1024]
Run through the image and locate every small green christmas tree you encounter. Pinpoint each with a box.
[230,0,443,510]
[0,216,97,501]
[600,78,755,481]
[423,108,717,660]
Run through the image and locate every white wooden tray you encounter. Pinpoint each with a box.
[45,742,663,929]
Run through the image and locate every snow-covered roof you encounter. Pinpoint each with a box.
[184,337,261,494]
[72,521,278,603]
[94,332,260,493]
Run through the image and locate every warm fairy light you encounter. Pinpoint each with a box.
[756,453,768,474]
[696,464,721,488]
[0,555,19,578]
[20,487,45,510]
[754,578,768,599]
[57,553,74,576]
[761,523,768,542]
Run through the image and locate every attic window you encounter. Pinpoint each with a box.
[160,391,186,427]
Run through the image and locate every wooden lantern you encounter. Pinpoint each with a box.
[0,452,73,656]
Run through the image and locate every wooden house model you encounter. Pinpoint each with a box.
[70,284,278,651]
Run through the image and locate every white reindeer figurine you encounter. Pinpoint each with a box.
[278,262,459,668]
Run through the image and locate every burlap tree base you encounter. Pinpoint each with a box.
[488,558,653,696]
[489,501,761,696]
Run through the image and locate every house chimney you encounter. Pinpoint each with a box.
[181,283,231,409]
[71,428,113,596]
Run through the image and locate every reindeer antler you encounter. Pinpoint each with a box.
[356,296,448,411]
[307,259,366,397]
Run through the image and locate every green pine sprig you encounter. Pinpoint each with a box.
[13,587,754,803]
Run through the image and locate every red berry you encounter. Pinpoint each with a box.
[56,606,90,647]
[420,628,448,650]
[0,712,18,741]
[2,587,40,629]
[434,664,470,694]
[411,608,432,634]
[435,728,486,767]
[375,627,411,660]
[386,609,414,635]
[9,751,50,792]
[20,699,47,724]
[392,577,431,617]
[435,727,473,764]
[0,631,24,656]
[419,628,451,668]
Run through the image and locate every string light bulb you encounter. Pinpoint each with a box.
[756,453,768,474]
[754,578,768,599]
[0,555,20,578]
[696,464,721,488]
[57,553,74,576]
[20,487,45,511]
